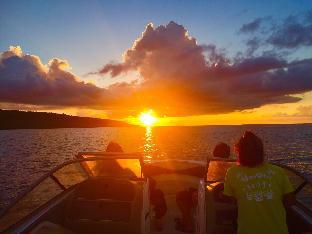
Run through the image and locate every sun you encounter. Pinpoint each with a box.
[139,110,157,126]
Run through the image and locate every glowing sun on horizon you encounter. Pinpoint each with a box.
[139,110,157,126]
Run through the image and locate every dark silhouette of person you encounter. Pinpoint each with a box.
[213,142,230,158]
[207,142,233,181]
[175,142,231,232]
[94,141,135,177]
[106,141,123,153]
[149,177,167,231]
[103,141,167,231]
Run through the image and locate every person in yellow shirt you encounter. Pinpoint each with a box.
[223,131,295,234]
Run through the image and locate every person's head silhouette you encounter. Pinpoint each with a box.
[235,131,264,167]
[213,142,230,158]
[106,141,123,152]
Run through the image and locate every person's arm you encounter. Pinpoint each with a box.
[222,168,237,204]
[283,192,295,209]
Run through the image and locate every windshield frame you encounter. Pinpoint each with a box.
[0,153,144,218]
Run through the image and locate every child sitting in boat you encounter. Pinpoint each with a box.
[223,131,295,234]
[175,142,231,232]
[207,142,233,181]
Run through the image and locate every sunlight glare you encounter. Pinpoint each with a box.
[139,110,157,126]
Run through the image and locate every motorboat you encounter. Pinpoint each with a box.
[0,153,311,233]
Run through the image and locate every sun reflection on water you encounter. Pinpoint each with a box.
[142,127,159,162]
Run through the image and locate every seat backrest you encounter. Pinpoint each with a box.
[75,178,136,201]
[67,198,132,221]
[64,178,143,234]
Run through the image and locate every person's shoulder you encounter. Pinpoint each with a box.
[266,163,282,170]
[226,164,240,175]
[265,163,285,174]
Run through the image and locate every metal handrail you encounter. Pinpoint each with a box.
[270,161,311,184]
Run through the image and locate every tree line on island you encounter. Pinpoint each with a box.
[0,110,132,129]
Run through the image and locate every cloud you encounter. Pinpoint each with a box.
[241,12,312,50]
[245,37,261,56]
[239,18,264,33]
[97,22,207,80]
[267,15,312,49]
[0,46,109,107]
[92,21,312,116]
[1,19,312,117]
[275,105,312,118]
[294,105,312,117]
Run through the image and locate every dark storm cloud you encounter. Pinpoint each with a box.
[239,18,264,33]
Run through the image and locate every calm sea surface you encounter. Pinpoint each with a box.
[0,125,311,210]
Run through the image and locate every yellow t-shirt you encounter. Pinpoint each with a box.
[224,163,293,234]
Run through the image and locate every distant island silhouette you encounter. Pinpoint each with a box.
[0,110,133,129]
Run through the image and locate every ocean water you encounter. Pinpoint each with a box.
[0,124,311,210]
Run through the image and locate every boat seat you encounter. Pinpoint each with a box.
[74,178,136,201]
[67,198,132,221]
[68,220,139,234]
[64,178,143,234]
[206,182,237,234]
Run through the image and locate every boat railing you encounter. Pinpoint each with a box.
[207,157,311,184]
[205,158,312,214]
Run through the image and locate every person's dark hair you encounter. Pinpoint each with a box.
[235,131,264,167]
[106,141,123,152]
[213,142,230,158]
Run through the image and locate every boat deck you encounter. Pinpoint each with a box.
[150,174,198,234]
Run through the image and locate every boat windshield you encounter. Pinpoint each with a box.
[77,153,143,178]
[0,155,143,233]
[0,161,88,232]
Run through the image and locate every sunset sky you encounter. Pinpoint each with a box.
[0,0,312,125]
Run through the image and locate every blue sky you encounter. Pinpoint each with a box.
[1,0,311,76]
